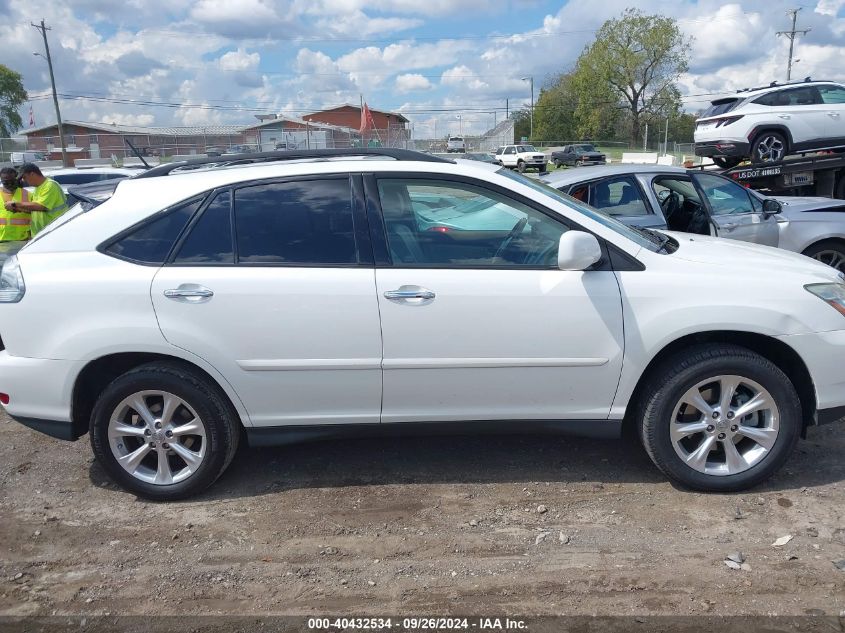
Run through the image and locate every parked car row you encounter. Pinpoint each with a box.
[1,148,844,501]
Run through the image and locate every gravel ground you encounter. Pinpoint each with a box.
[1,410,844,618]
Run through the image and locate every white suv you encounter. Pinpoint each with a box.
[1,149,844,500]
[695,80,845,168]
[497,144,548,173]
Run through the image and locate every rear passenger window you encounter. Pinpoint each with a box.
[234,178,357,265]
[105,197,202,264]
[173,191,234,264]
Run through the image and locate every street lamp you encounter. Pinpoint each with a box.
[521,76,534,141]
[456,114,462,136]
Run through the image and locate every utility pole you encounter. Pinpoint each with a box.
[521,76,534,140]
[776,8,811,81]
[32,20,68,167]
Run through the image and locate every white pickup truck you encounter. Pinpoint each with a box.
[495,144,548,173]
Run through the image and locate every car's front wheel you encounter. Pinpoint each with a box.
[517,160,526,173]
[638,344,801,492]
[90,362,240,500]
[554,159,563,168]
[803,240,845,272]
[751,131,788,164]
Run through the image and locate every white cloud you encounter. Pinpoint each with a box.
[219,48,260,72]
[815,0,845,16]
[396,73,432,92]
[93,113,155,126]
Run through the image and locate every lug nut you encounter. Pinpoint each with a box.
[730,424,738,432]
[154,421,162,429]
[144,429,152,436]
[712,412,720,419]
[165,430,173,437]
[706,425,715,432]
[162,443,170,449]
[727,411,735,419]
[149,442,156,447]
[717,433,726,440]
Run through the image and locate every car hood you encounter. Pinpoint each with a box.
[665,231,843,281]
[773,196,845,214]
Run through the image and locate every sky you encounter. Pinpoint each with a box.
[2,0,845,139]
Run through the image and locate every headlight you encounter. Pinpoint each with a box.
[805,283,845,317]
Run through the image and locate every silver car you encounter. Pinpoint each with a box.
[541,165,845,271]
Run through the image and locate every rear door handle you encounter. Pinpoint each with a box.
[164,285,214,303]
[384,286,435,301]
[828,112,841,118]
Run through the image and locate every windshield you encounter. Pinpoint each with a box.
[517,145,537,153]
[496,169,658,252]
[575,144,596,153]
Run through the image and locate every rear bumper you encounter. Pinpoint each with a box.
[0,352,83,440]
[695,141,750,158]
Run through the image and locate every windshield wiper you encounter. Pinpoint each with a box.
[636,227,673,253]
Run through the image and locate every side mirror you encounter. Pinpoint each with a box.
[762,198,782,217]
[557,231,602,271]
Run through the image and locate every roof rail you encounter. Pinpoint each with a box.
[134,148,453,179]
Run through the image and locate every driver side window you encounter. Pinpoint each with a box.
[693,173,755,216]
[377,178,568,268]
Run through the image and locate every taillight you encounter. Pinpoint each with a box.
[0,256,25,303]
[428,226,450,233]
[716,115,744,128]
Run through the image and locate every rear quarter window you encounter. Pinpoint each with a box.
[702,98,742,117]
[103,196,204,264]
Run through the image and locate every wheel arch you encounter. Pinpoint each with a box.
[748,125,794,151]
[623,330,816,435]
[71,352,250,438]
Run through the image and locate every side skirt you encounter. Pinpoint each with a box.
[246,419,622,448]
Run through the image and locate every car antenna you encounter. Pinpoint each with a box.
[123,138,150,169]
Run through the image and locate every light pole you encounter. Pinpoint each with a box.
[32,20,68,167]
[521,76,534,141]
[456,114,462,136]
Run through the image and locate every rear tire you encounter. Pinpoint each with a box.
[802,240,845,273]
[712,156,742,169]
[90,362,240,500]
[751,131,788,165]
[637,344,801,492]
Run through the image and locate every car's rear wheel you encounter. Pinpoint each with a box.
[802,240,845,272]
[712,156,742,169]
[638,344,801,492]
[751,131,788,164]
[90,362,240,500]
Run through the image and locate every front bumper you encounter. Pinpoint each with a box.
[777,329,845,424]
[695,140,750,158]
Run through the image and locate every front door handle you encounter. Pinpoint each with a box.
[720,223,739,231]
[384,286,436,301]
[164,285,214,303]
[828,112,841,118]
[777,114,791,119]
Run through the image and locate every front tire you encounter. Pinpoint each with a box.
[803,240,845,272]
[751,131,788,165]
[517,160,526,173]
[637,344,801,492]
[90,362,240,500]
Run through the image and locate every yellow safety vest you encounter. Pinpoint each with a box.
[0,188,31,242]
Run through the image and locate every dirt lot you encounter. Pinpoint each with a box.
[1,410,844,619]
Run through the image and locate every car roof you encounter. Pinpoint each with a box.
[44,167,140,175]
[716,80,844,101]
[541,164,689,186]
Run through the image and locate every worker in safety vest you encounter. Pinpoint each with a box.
[0,167,31,241]
[5,163,68,236]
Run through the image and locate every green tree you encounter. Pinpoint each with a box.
[571,8,690,146]
[533,74,578,143]
[0,65,28,137]
[510,107,531,142]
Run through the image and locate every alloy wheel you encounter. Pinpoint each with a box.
[669,375,779,476]
[107,390,207,485]
[755,135,785,163]
[811,249,845,272]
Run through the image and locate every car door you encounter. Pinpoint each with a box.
[582,175,666,230]
[692,172,779,246]
[150,175,383,428]
[757,86,828,149]
[367,174,625,424]
[502,146,517,167]
[817,84,845,144]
